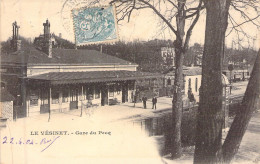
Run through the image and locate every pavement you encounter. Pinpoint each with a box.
[1,81,258,164]
[230,80,248,97]
[0,97,173,164]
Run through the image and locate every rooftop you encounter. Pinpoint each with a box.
[165,66,202,76]
[1,40,136,66]
[26,70,163,85]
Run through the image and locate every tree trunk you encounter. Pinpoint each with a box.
[171,45,184,158]
[222,51,260,163]
[171,0,186,158]
[194,0,231,163]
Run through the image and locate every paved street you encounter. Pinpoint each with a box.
[230,81,248,97]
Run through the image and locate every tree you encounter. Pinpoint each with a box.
[110,0,204,158]
[194,0,259,163]
[194,1,232,163]
[222,50,259,163]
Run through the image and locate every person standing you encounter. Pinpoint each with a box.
[142,96,147,109]
[152,96,157,110]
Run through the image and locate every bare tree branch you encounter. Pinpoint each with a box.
[185,5,205,19]
[231,2,260,28]
[167,0,179,9]
[138,0,178,36]
[183,0,202,51]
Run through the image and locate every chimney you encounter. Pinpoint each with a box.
[43,19,52,58]
[11,21,21,52]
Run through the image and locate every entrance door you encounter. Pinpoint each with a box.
[101,86,108,106]
[70,89,78,110]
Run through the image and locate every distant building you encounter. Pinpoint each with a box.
[165,66,230,103]
[164,66,202,101]
[161,47,175,66]
[195,54,202,66]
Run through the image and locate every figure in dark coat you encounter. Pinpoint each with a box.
[152,97,157,110]
[142,96,147,109]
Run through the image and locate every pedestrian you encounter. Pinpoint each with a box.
[152,96,157,110]
[133,94,137,107]
[142,96,147,109]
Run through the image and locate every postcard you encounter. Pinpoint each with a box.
[0,0,259,164]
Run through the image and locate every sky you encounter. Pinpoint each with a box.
[0,0,259,49]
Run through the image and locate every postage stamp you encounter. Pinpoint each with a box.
[72,5,119,45]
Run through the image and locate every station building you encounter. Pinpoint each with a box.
[1,20,161,118]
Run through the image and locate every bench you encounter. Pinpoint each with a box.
[109,98,120,105]
[85,102,99,108]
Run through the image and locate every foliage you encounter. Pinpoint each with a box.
[79,39,173,72]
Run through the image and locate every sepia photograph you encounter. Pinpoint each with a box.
[0,0,259,163]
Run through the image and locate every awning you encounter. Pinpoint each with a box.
[25,71,163,85]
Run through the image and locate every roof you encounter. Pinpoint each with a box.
[26,71,163,85]
[184,67,202,76]
[0,89,15,102]
[166,66,202,76]
[1,40,136,66]
[166,67,230,85]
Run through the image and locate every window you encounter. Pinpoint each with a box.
[95,89,100,99]
[0,68,7,73]
[71,89,78,101]
[167,78,171,85]
[41,90,48,105]
[115,83,121,95]
[87,86,94,100]
[195,78,198,92]
[109,85,114,97]
[30,90,39,106]
[62,89,69,103]
[52,89,59,104]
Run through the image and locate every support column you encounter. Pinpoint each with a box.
[133,81,136,107]
[69,86,71,102]
[80,85,84,117]
[21,78,27,118]
[59,87,62,112]
[81,86,84,100]
[27,89,30,117]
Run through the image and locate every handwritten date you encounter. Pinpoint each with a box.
[2,136,60,152]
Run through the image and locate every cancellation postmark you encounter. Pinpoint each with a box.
[72,5,119,45]
[60,0,103,36]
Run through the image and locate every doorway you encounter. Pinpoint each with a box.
[122,83,128,103]
[101,86,108,106]
[70,89,78,110]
